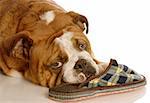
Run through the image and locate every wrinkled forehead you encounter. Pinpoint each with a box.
[55,31,91,55]
[55,32,73,48]
[54,32,74,56]
[55,31,89,46]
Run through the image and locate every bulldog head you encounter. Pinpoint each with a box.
[25,29,101,88]
[1,1,103,88]
[24,22,101,88]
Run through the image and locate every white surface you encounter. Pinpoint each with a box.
[0,0,150,103]
[0,72,149,103]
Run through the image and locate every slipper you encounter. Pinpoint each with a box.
[49,59,146,102]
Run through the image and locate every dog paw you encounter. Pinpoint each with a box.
[8,69,23,78]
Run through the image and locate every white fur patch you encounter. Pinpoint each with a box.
[40,11,55,25]
[55,32,100,83]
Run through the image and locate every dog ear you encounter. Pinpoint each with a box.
[67,11,89,34]
[4,31,33,61]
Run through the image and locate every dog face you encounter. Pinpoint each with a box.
[55,31,99,83]
[21,29,100,88]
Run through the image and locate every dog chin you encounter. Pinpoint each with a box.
[62,61,100,83]
[63,70,87,83]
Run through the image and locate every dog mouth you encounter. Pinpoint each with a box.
[73,59,97,83]
[62,58,99,84]
[62,71,96,84]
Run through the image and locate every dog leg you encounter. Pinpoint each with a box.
[0,51,23,78]
[0,51,10,75]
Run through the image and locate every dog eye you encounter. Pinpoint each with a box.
[79,44,86,50]
[51,62,63,69]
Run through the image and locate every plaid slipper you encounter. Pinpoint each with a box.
[49,59,146,102]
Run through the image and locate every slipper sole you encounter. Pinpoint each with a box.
[49,76,146,102]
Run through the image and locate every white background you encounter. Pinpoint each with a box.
[0,0,150,103]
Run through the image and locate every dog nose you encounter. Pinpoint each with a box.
[74,59,96,77]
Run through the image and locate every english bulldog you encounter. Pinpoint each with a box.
[0,0,108,88]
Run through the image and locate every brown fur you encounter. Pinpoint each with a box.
[0,0,98,88]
